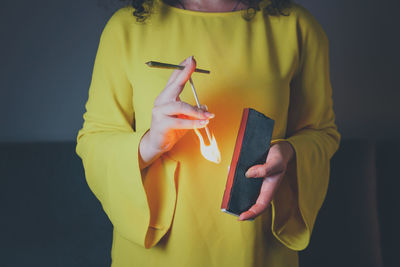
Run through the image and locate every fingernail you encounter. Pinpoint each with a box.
[245,170,253,178]
[205,112,215,118]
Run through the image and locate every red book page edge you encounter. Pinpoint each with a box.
[221,108,249,211]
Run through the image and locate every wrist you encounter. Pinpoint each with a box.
[274,140,295,165]
[282,141,295,164]
[147,129,173,153]
[139,130,165,169]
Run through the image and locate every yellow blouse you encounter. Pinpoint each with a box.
[75,0,341,266]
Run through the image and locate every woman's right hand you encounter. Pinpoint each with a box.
[139,56,215,168]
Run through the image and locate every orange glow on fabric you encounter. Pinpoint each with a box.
[193,127,221,164]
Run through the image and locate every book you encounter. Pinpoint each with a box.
[221,108,275,219]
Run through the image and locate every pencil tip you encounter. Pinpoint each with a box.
[145,61,152,66]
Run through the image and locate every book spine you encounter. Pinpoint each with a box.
[221,108,250,211]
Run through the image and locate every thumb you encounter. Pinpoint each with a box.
[245,164,269,178]
[163,56,197,100]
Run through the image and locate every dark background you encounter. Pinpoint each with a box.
[1,0,399,142]
[1,0,399,266]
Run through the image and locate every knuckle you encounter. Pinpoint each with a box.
[175,119,185,128]
[172,80,184,90]
[153,94,163,106]
[256,166,268,177]
[187,104,198,115]
[152,106,160,116]
[177,101,185,111]
[171,117,181,127]
[193,105,201,113]
[180,102,195,115]
[188,105,202,116]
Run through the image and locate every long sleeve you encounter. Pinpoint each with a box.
[269,8,341,251]
[75,8,179,249]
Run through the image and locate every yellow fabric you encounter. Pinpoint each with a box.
[75,0,341,266]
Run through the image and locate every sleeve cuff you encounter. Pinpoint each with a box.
[268,135,329,251]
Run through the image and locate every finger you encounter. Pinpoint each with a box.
[238,202,268,221]
[245,165,283,178]
[200,104,208,111]
[165,57,190,88]
[154,101,215,120]
[162,56,197,100]
[245,156,284,178]
[169,55,196,91]
[258,174,281,204]
[163,116,210,130]
[245,164,268,178]
[238,176,281,221]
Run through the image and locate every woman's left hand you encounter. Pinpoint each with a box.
[238,141,295,221]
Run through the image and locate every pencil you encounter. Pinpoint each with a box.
[145,61,210,74]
